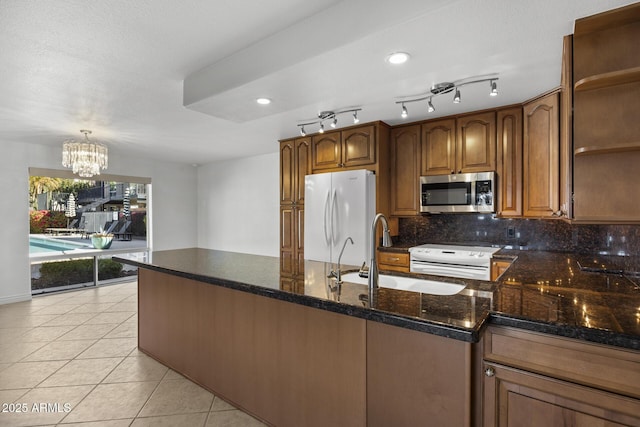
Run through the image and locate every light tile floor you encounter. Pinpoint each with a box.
[0,280,267,427]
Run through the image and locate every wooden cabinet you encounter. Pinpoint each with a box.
[280,137,310,206]
[456,111,497,173]
[421,118,456,175]
[280,205,304,275]
[490,259,511,281]
[522,92,560,218]
[368,321,472,427]
[421,112,495,176]
[482,326,640,426]
[572,3,640,222]
[311,125,376,171]
[377,250,409,273]
[280,137,310,274]
[496,108,523,217]
[390,124,421,215]
[139,269,367,427]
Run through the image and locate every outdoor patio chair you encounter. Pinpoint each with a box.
[113,220,133,241]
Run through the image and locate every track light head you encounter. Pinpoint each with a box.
[453,88,461,104]
[331,117,338,128]
[427,97,435,113]
[353,111,359,124]
[319,123,325,134]
[401,103,408,119]
[490,80,498,96]
[300,126,306,137]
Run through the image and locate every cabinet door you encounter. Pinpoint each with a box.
[342,125,376,167]
[523,92,559,217]
[421,119,456,175]
[496,108,523,217]
[294,137,311,204]
[390,125,420,215]
[280,140,295,205]
[280,206,295,275]
[295,206,304,267]
[457,111,496,173]
[483,363,640,427]
[311,131,341,171]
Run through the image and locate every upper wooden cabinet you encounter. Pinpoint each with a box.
[456,111,497,173]
[311,125,376,171]
[390,125,421,216]
[496,107,523,217]
[421,119,455,176]
[280,137,311,205]
[421,112,496,176]
[572,3,640,222]
[523,92,560,218]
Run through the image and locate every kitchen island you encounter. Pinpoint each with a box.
[114,248,640,426]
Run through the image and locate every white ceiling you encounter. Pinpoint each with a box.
[0,0,634,165]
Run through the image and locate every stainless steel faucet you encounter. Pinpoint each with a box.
[368,213,392,305]
[330,236,354,284]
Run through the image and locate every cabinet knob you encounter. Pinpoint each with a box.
[484,367,495,377]
[451,170,455,174]
[458,170,462,174]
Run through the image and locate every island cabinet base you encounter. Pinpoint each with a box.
[367,322,473,427]
[138,269,367,427]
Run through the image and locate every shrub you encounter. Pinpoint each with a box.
[29,210,69,233]
[33,259,124,289]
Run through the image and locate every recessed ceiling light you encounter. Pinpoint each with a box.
[256,98,271,105]
[386,52,410,65]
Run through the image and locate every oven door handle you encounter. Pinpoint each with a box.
[410,264,487,280]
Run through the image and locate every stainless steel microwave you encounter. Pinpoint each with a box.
[420,172,496,213]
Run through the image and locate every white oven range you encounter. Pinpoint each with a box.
[408,244,501,281]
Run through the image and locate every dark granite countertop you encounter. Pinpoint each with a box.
[114,249,495,342]
[115,247,640,350]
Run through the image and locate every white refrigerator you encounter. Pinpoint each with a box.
[304,169,376,267]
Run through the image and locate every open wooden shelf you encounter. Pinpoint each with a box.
[574,67,640,92]
[574,142,640,157]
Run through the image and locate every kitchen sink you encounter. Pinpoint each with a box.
[338,272,466,296]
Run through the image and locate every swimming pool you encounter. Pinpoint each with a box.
[29,236,91,254]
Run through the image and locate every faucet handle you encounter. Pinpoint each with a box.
[359,262,369,278]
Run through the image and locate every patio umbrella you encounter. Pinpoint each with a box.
[65,193,76,228]
[123,187,130,220]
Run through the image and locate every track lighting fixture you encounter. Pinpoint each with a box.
[490,80,498,96]
[427,97,435,113]
[394,75,499,117]
[295,108,362,135]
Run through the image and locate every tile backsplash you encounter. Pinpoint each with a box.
[397,215,640,272]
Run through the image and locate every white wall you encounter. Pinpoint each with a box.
[0,140,198,304]
[197,152,279,257]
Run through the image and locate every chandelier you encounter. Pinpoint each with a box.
[62,130,108,178]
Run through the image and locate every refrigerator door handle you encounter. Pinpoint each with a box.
[323,190,331,246]
[331,189,338,245]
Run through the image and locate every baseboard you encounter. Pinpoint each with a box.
[0,293,32,305]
